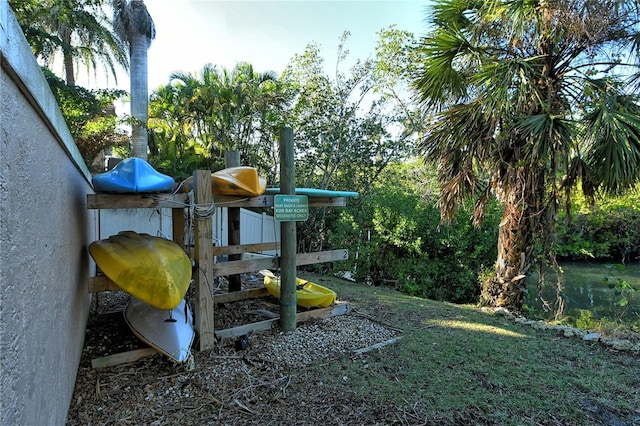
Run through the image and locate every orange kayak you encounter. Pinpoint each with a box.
[183,166,267,197]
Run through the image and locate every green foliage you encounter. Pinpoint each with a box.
[603,264,638,309]
[11,0,128,86]
[284,31,425,253]
[329,160,501,303]
[412,0,640,311]
[148,63,289,180]
[554,190,640,262]
[574,309,599,329]
[43,68,128,169]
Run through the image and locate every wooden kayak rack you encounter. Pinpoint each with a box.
[86,172,351,364]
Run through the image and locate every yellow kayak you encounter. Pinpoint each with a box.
[260,270,337,309]
[89,231,192,310]
[183,166,267,197]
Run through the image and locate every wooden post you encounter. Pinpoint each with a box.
[279,127,297,331]
[193,170,215,350]
[225,150,242,292]
[172,207,185,249]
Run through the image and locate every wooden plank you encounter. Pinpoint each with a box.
[211,249,349,277]
[91,348,157,369]
[172,207,185,249]
[88,193,347,210]
[214,195,346,208]
[213,288,270,304]
[295,249,349,265]
[307,197,347,207]
[353,336,404,355]
[295,301,351,321]
[87,193,188,209]
[215,195,273,207]
[88,276,121,292]
[193,170,216,350]
[215,318,278,339]
[242,253,275,260]
[213,257,279,276]
[212,242,280,256]
[90,249,350,292]
[214,302,350,339]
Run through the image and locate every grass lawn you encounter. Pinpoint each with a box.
[307,274,640,425]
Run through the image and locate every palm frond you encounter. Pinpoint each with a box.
[584,94,640,193]
[413,27,476,109]
[515,113,575,164]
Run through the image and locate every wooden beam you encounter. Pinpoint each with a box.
[295,301,350,321]
[211,249,348,277]
[227,203,242,292]
[279,128,297,332]
[225,151,242,292]
[307,197,347,207]
[91,348,157,369]
[193,170,215,350]
[214,195,347,208]
[214,302,350,339]
[87,193,188,209]
[90,249,349,293]
[88,193,347,210]
[212,242,280,256]
[172,207,185,249]
[295,249,349,265]
[215,318,277,339]
[212,288,270,304]
[88,275,121,292]
[213,257,279,276]
[353,336,404,356]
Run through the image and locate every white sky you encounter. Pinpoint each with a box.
[86,0,430,92]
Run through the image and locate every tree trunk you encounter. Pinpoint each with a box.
[481,169,538,311]
[61,29,75,86]
[130,31,148,160]
[64,51,75,86]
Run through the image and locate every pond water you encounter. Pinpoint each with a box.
[525,261,640,323]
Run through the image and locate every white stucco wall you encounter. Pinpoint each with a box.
[1,2,97,425]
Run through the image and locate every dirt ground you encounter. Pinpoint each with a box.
[66,278,403,425]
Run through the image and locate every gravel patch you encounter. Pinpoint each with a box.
[67,287,402,425]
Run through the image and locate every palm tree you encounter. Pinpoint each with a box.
[167,63,282,170]
[148,79,210,178]
[414,0,640,312]
[10,0,128,86]
[112,0,155,159]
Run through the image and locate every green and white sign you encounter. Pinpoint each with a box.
[274,195,309,222]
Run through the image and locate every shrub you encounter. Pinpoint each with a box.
[43,68,128,170]
[555,191,640,262]
[328,161,500,304]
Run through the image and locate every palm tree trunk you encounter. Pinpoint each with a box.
[130,30,148,160]
[61,28,75,86]
[482,168,538,310]
[64,50,75,86]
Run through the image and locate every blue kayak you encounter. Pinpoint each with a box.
[92,158,175,193]
[264,187,359,198]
